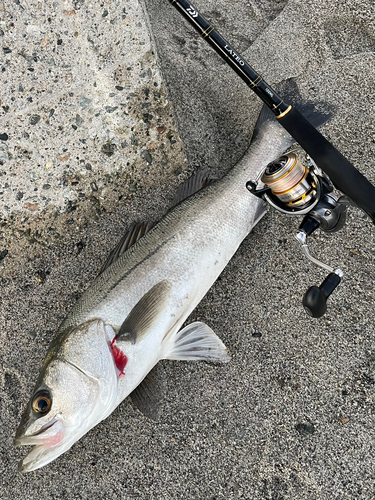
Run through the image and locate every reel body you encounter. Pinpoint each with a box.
[247,153,349,317]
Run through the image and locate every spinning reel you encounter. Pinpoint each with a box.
[246,153,349,318]
[169,0,375,317]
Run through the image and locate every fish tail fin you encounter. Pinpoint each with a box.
[161,322,230,363]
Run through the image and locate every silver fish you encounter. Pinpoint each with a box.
[14,105,326,471]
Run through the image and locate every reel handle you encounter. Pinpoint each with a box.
[302,273,341,318]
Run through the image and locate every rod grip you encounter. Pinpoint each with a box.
[277,107,375,222]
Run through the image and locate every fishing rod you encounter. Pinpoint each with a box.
[167,0,375,317]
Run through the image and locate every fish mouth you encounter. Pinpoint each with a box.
[15,417,65,472]
[14,416,63,446]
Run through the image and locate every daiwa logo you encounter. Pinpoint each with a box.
[224,44,245,66]
[187,6,198,18]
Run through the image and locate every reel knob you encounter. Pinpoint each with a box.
[303,272,341,318]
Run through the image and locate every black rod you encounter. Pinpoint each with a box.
[168,0,289,116]
[167,0,375,223]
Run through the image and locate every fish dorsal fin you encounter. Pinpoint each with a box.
[130,363,167,422]
[116,280,172,344]
[161,322,230,362]
[171,169,216,208]
[99,221,155,274]
[99,171,214,275]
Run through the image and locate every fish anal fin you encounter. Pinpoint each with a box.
[117,280,172,344]
[161,322,230,362]
[130,363,167,422]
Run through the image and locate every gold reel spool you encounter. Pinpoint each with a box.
[261,153,316,207]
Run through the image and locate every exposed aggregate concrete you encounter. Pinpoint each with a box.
[1,0,375,499]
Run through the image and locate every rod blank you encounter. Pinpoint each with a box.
[167,0,375,222]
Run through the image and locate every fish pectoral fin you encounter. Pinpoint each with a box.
[161,322,230,362]
[117,280,172,344]
[130,363,167,422]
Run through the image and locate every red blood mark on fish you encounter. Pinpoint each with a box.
[110,337,128,377]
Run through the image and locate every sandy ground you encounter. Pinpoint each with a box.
[1,0,375,498]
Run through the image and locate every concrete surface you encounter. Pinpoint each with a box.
[1,0,375,498]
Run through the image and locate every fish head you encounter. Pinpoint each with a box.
[15,319,118,472]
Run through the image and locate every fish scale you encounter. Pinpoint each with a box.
[15,108,307,472]
[61,119,292,334]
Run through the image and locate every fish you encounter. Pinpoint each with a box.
[14,101,329,472]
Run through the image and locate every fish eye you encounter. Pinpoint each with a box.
[32,392,52,414]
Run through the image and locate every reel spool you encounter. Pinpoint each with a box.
[261,153,316,208]
[247,153,323,215]
[246,153,349,318]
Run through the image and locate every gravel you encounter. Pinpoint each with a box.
[1,0,375,499]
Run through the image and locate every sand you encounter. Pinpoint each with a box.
[1,0,375,498]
